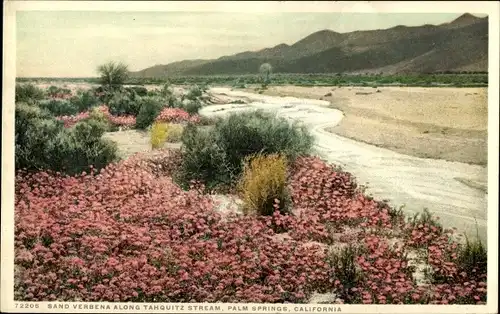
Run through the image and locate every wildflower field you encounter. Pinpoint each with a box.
[13,82,487,305]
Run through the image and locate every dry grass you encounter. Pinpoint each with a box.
[150,122,168,149]
[165,123,184,143]
[238,153,288,216]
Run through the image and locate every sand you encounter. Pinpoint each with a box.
[247,85,488,167]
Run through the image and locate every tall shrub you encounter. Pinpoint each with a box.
[15,105,63,171]
[70,90,99,112]
[183,99,203,115]
[135,96,165,129]
[186,85,202,100]
[96,61,129,90]
[107,90,141,116]
[214,110,313,177]
[177,124,231,191]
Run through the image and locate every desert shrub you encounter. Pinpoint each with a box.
[178,110,313,191]
[168,96,185,109]
[198,83,208,92]
[386,204,406,226]
[71,117,108,141]
[183,99,203,115]
[214,110,313,175]
[108,90,141,116]
[229,100,246,104]
[407,209,443,236]
[165,123,184,143]
[15,104,64,171]
[147,89,161,97]
[177,124,232,191]
[135,96,165,129]
[15,84,45,104]
[238,153,289,216]
[38,99,78,116]
[47,119,117,174]
[150,122,168,149]
[126,86,148,97]
[186,85,202,100]
[15,103,117,174]
[48,126,118,174]
[69,90,99,112]
[46,85,62,97]
[97,61,129,90]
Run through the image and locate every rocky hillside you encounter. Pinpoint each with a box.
[130,13,488,77]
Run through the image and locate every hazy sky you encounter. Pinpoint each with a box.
[16,11,485,77]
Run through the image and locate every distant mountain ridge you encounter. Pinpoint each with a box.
[130,13,488,77]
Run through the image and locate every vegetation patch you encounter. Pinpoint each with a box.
[12,76,487,304]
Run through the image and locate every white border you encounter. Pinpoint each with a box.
[2,1,499,314]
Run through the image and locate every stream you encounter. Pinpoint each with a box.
[200,87,488,244]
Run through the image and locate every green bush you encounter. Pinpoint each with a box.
[15,103,55,147]
[178,110,314,191]
[46,85,62,97]
[177,124,232,191]
[183,99,202,115]
[214,110,313,175]
[70,90,99,112]
[96,61,129,90]
[147,89,161,97]
[38,99,78,116]
[135,96,165,129]
[15,84,45,104]
[15,103,118,175]
[107,90,141,116]
[47,126,118,175]
[15,105,64,171]
[125,86,148,97]
[71,118,108,142]
[168,96,184,109]
[186,86,202,100]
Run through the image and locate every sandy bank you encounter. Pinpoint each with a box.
[246,85,488,167]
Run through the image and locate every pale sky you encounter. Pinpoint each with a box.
[16,11,486,77]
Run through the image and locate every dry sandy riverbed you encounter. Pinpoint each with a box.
[204,87,488,244]
[247,85,488,167]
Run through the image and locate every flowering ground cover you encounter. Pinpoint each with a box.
[155,107,201,124]
[56,106,200,130]
[56,105,136,129]
[14,150,487,304]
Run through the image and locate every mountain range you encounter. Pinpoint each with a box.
[130,13,488,77]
